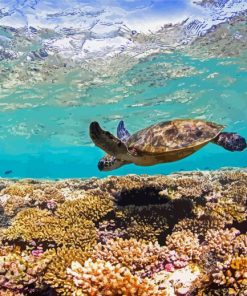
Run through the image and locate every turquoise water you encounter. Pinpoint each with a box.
[0,50,246,178]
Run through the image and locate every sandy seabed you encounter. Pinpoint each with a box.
[0,169,246,296]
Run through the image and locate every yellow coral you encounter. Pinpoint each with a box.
[55,193,113,223]
[44,247,92,295]
[218,171,247,183]
[0,170,246,296]
[228,256,247,290]
[174,215,226,238]
[100,175,174,198]
[175,176,212,198]
[212,255,247,295]
[3,184,34,197]
[224,183,247,204]
[207,199,246,224]
[3,208,97,248]
[115,205,168,242]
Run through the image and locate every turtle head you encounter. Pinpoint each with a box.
[98,154,127,171]
[90,121,128,158]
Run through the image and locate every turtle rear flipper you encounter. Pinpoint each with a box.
[213,132,247,151]
[90,122,128,158]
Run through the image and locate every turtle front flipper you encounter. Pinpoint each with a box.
[90,122,128,158]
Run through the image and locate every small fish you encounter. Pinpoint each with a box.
[4,170,13,175]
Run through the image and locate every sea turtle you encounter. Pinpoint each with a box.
[89,119,246,171]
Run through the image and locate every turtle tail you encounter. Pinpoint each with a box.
[213,132,247,152]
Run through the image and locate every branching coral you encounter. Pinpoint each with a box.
[222,182,247,205]
[217,171,247,184]
[2,184,35,217]
[92,238,167,277]
[66,258,163,296]
[3,208,97,249]
[55,193,114,223]
[2,183,66,217]
[174,176,213,199]
[232,234,247,256]
[201,228,241,260]
[174,215,227,239]
[93,236,203,280]
[198,227,246,292]
[31,186,65,209]
[212,255,247,295]
[0,290,24,296]
[206,199,246,225]
[44,247,92,295]
[0,248,52,294]
[97,220,125,244]
[115,205,169,242]
[114,197,193,243]
[3,208,58,243]
[3,184,34,198]
[165,230,200,260]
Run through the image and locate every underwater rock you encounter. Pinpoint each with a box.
[0,169,246,295]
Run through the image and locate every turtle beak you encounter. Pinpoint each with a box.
[90,122,101,139]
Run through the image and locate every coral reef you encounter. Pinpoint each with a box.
[0,169,246,295]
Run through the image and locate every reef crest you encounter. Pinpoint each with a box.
[0,169,246,295]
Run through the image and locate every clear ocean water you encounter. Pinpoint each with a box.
[0,0,247,178]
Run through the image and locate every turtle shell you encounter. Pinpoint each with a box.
[126,119,224,155]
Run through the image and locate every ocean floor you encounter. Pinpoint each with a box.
[0,169,246,295]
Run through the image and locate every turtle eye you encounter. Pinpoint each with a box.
[98,161,104,171]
